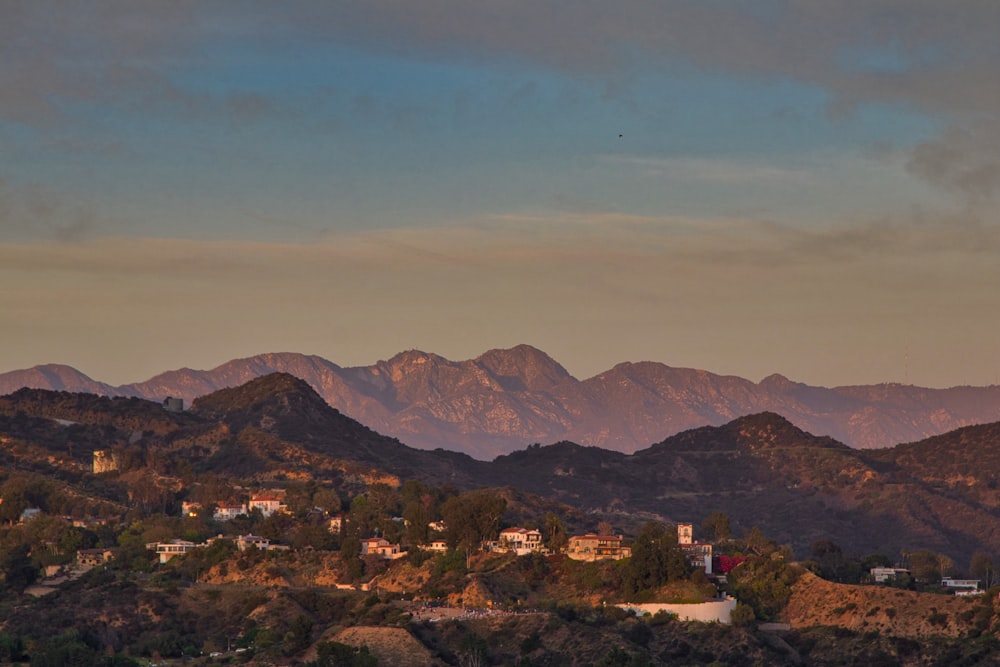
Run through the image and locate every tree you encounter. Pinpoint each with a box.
[908,550,949,584]
[702,511,731,542]
[809,540,845,582]
[730,603,757,627]
[312,641,378,667]
[597,520,614,537]
[623,522,689,597]
[402,481,440,546]
[543,512,568,552]
[340,535,364,581]
[743,527,777,557]
[1,544,38,595]
[970,551,996,588]
[727,552,799,621]
[349,496,376,538]
[441,490,507,555]
[313,488,343,515]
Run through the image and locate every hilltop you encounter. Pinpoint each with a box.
[4,346,1000,458]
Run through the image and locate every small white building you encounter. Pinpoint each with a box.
[425,539,449,553]
[248,494,286,517]
[150,539,201,564]
[871,567,911,584]
[213,503,248,521]
[360,537,404,559]
[941,577,982,595]
[19,507,42,523]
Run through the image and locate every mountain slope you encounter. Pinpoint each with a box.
[7,380,1000,566]
[4,347,1000,458]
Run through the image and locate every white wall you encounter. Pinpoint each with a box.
[617,595,738,624]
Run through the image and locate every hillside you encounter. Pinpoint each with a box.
[5,346,1000,458]
[786,571,995,639]
[6,379,1000,566]
[7,378,1000,664]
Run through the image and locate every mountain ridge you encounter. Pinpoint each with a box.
[3,346,1000,458]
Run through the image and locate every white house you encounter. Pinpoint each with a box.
[149,539,201,564]
[425,539,449,553]
[248,494,286,517]
[213,503,248,521]
[360,537,405,560]
[941,577,982,595]
[498,527,544,556]
[871,567,910,584]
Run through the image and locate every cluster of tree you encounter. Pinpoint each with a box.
[621,522,691,599]
[801,538,999,591]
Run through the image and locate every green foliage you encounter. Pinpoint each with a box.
[433,549,467,576]
[281,614,315,656]
[459,632,489,666]
[543,512,568,552]
[340,534,365,581]
[29,630,99,667]
[727,551,800,621]
[702,512,731,542]
[0,631,26,662]
[1,543,38,594]
[908,549,952,584]
[596,646,654,666]
[622,522,689,598]
[520,631,543,654]
[970,551,996,588]
[729,603,756,627]
[441,490,506,553]
[311,641,378,667]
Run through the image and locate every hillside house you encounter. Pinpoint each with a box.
[149,539,202,564]
[248,494,286,517]
[425,539,449,553]
[235,534,289,553]
[76,548,115,567]
[328,514,344,533]
[162,397,184,412]
[566,533,632,561]
[360,537,404,560]
[19,507,42,523]
[498,527,544,556]
[942,577,982,595]
[181,501,202,517]
[870,567,911,584]
[213,503,248,521]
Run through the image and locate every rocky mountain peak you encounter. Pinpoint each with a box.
[474,344,574,391]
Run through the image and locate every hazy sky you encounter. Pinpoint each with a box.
[2,1,999,388]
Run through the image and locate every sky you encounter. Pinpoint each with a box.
[2,1,999,388]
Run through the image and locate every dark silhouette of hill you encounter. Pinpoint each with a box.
[4,346,1000,459]
[487,412,1000,564]
[188,372,482,485]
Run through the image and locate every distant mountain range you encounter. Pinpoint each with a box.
[3,345,1000,458]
